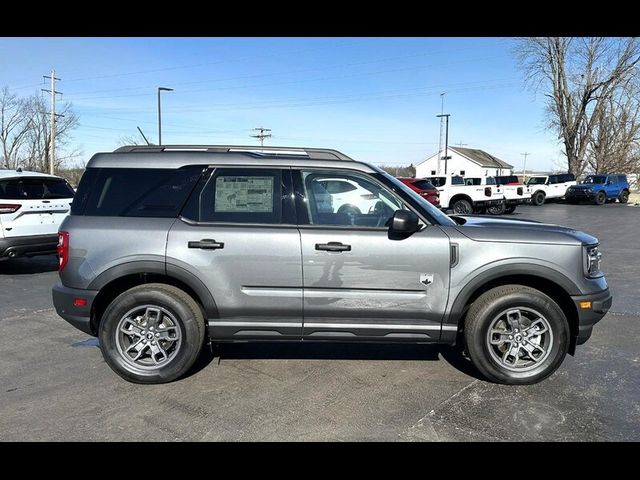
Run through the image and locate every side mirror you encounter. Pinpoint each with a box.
[390,209,419,234]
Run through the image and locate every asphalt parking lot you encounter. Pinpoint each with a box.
[0,202,638,441]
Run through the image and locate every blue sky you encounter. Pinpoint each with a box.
[0,37,563,171]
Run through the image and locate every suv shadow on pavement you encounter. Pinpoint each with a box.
[193,342,484,381]
[0,254,58,275]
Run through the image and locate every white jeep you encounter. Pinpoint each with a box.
[424,175,505,214]
[526,174,577,206]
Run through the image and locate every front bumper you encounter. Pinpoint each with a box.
[0,234,58,259]
[570,287,612,346]
[566,189,595,201]
[52,283,99,336]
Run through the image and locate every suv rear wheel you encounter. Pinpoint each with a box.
[451,198,473,214]
[464,285,569,385]
[98,283,205,384]
[532,191,546,206]
[619,190,630,204]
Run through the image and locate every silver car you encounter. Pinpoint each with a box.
[52,145,611,385]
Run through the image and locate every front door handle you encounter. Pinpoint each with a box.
[188,239,225,250]
[315,241,351,252]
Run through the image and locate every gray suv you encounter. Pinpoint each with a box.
[52,145,612,385]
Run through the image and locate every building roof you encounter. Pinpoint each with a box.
[450,146,513,169]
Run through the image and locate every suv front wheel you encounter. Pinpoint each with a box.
[464,285,569,385]
[98,283,205,384]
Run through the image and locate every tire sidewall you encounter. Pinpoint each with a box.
[533,191,545,206]
[99,288,203,383]
[595,192,606,205]
[619,190,629,203]
[453,199,472,214]
[467,290,569,384]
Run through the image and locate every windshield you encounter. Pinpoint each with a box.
[527,177,547,185]
[374,168,456,226]
[584,175,607,184]
[411,180,435,190]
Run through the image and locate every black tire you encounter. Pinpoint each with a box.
[532,191,546,206]
[451,198,473,214]
[487,203,506,215]
[98,283,205,384]
[504,205,517,214]
[619,190,630,204]
[464,285,570,385]
[594,191,606,205]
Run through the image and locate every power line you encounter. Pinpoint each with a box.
[251,127,272,148]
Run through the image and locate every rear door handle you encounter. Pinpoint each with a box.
[315,241,351,252]
[188,239,225,250]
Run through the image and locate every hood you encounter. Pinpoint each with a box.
[451,215,598,246]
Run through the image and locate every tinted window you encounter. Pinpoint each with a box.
[411,180,435,190]
[451,176,464,185]
[584,175,607,184]
[527,177,546,185]
[0,177,75,200]
[549,175,558,184]
[464,178,481,186]
[495,175,518,185]
[319,180,357,194]
[76,167,203,217]
[183,168,285,224]
[426,177,446,187]
[618,175,627,183]
[485,177,496,185]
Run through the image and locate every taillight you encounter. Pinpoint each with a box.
[0,204,21,214]
[517,187,523,195]
[57,231,69,272]
[484,187,492,197]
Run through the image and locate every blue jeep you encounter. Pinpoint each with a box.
[565,174,630,205]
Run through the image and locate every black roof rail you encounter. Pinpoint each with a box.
[112,145,354,161]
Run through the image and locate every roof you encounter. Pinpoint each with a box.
[87,145,377,173]
[0,169,62,180]
[450,147,513,169]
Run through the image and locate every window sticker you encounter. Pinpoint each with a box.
[215,176,274,213]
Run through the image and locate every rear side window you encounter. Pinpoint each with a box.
[618,175,627,183]
[0,177,75,200]
[427,177,446,187]
[182,168,292,224]
[451,176,464,185]
[72,167,203,217]
[411,180,435,190]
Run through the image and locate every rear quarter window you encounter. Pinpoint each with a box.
[72,167,204,217]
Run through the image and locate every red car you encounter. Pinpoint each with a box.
[397,177,440,207]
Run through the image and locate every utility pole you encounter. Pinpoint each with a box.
[42,70,62,175]
[251,127,272,148]
[521,152,530,183]
[437,114,451,175]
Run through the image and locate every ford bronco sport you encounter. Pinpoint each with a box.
[52,145,612,385]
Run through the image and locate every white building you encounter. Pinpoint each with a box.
[415,146,513,178]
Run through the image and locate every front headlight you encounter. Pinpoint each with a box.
[584,245,603,278]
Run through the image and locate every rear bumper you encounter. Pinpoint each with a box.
[52,283,98,336]
[0,234,58,260]
[571,288,612,346]
[505,197,531,206]
[474,199,504,207]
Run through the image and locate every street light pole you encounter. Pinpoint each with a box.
[437,113,451,174]
[157,87,173,145]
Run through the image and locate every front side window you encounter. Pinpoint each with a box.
[182,168,288,224]
[299,170,404,228]
[527,177,547,185]
[584,175,607,184]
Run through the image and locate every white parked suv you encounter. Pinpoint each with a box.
[314,177,381,216]
[0,169,75,261]
[526,174,577,206]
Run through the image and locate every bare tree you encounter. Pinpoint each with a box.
[0,87,33,169]
[515,37,640,176]
[587,82,640,173]
[21,94,80,172]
